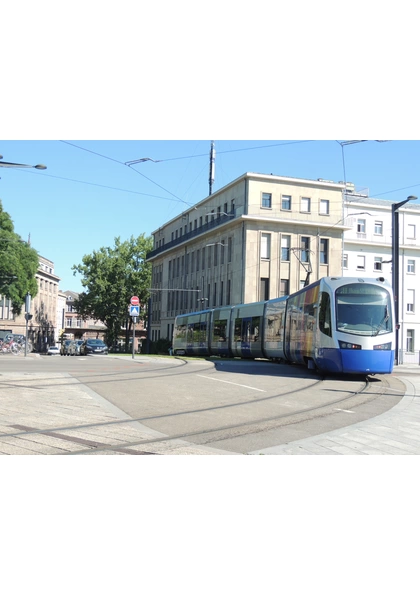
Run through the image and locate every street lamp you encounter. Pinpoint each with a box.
[0,156,47,170]
[392,195,418,365]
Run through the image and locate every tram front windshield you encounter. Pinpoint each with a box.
[335,283,392,336]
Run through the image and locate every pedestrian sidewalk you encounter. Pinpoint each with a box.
[250,365,420,454]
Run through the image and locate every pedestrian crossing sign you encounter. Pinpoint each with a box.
[130,305,140,316]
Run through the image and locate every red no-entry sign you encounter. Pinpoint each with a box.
[130,296,140,306]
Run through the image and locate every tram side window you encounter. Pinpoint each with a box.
[213,319,227,341]
[319,292,332,337]
[175,323,187,340]
[234,319,242,342]
[252,317,261,342]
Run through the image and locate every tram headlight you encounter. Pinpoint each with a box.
[373,342,392,351]
[338,341,362,350]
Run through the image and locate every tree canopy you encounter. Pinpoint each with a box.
[0,200,39,314]
[72,234,153,345]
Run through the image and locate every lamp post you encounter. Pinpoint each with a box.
[0,156,47,170]
[392,195,418,365]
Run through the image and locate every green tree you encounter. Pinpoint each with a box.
[0,200,38,314]
[72,234,153,347]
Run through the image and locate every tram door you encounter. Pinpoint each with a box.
[241,317,252,356]
[284,309,296,361]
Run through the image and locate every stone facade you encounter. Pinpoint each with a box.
[146,172,347,341]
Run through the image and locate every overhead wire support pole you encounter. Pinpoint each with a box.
[209,141,215,196]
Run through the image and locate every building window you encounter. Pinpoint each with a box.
[260,277,269,300]
[407,259,415,274]
[280,279,289,296]
[374,221,383,235]
[319,238,328,264]
[357,255,365,270]
[301,197,311,213]
[262,192,272,208]
[357,219,366,234]
[220,240,225,265]
[374,257,383,271]
[220,281,224,306]
[407,329,414,352]
[282,195,291,210]
[196,249,200,271]
[320,200,329,215]
[407,224,416,239]
[227,279,231,305]
[281,235,291,261]
[228,237,233,263]
[214,244,218,267]
[261,233,271,259]
[301,236,310,263]
[343,253,348,269]
[407,289,415,313]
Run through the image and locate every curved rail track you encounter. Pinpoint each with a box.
[1,359,402,454]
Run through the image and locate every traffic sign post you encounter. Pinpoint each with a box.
[129,300,140,359]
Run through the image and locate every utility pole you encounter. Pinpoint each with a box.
[209,141,215,196]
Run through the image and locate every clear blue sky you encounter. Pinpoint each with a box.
[1,139,420,292]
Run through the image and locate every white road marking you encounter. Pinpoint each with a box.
[334,408,355,414]
[196,374,266,392]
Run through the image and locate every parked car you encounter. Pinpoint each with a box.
[80,339,108,355]
[68,339,84,356]
[60,339,73,356]
[47,345,60,356]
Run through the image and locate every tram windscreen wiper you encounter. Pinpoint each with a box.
[373,306,390,336]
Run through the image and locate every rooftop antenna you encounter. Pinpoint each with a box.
[209,140,215,196]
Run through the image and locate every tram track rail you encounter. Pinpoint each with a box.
[2,373,398,455]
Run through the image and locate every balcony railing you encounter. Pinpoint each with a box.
[147,209,236,260]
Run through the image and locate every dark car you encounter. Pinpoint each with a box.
[80,339,108,355]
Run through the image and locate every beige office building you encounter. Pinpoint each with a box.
[146,172,348,341]
[0,255,60,350]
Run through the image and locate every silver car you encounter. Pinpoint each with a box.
[60,339,73,356]
[68,339,84,356]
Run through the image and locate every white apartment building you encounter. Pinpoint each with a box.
[147,172,348,342]
[343,194,420,363]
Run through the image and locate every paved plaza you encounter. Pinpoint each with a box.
[1,357,420,455]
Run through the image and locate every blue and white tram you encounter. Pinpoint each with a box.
[172,277,395,375]
[281,277,394,374]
